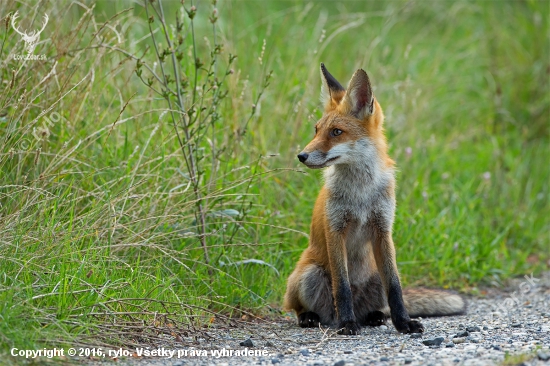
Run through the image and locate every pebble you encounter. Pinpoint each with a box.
[466,326,481,332]
[538,352,550,361]
[446,342,455,348]
[239,338,254,347]
[410,333,422,339]
[454,330,469,338]
[333,361,346,366]
[299,349,310,356]
[452,337,466,344]
[422,337,445,346]
[380,356,389,361]
[404,359,413,364]
[271,359,280,364]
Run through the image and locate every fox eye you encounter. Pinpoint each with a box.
[331,128,343,137]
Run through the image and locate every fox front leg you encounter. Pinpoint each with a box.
[326,228,360,335]
[372,226,424,334]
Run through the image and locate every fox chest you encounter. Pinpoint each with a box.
[324,167,396,234]
[325,183,395,278]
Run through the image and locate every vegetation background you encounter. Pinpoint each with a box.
[0,0,548,356]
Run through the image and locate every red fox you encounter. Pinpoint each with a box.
[284,64,466,335]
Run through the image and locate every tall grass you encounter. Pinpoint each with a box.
[0,0,548,355]
[0,0,277,353]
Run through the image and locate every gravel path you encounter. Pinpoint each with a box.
[89,273,549,366]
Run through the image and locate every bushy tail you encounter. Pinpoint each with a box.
[401,288,467,317]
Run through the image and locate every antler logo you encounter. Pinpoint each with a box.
[11,11,49,54]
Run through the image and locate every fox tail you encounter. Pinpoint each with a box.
[400,288,467,317]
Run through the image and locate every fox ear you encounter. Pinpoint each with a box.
[343,69,375,119]
[320,63,346,109]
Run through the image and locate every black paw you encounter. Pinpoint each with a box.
[394,319,424,334]
[298,311,320,328]
[363,311,387,327]
[407,320,425,333]
[337,321,361,335]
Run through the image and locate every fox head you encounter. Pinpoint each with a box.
[297,63,391,169]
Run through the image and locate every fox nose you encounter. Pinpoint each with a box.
[297,152,309,163]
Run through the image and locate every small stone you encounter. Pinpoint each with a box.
[459,323,465,329]
[422,337,444,346]
[239,338,254,347]
[380,325,388,330]
[452,337,466,344]
[483,326,489,330]
[470,338,480,344]
[511,322,522,328]
[299,349,310,356]
[410,333,422,339]
[344,350,353,354]
[404,359,413,365]
[334,361,346,366]
[538,352,550,361]
[446,342,455,348]
[492,345,502,351]
[454,330,469,338]
[271,359,280,364]
[276,353,284,359]
[380,356,390,361]
[466,326,481,332]
[265,341,274,347]
[453,359,460,363]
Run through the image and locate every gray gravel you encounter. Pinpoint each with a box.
[87,272,550,366]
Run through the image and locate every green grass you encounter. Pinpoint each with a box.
[0,0,548,357]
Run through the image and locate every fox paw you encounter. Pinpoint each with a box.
[394,319,424,334]
[337,321,361,335]
[363,311,387,327]
[298,312,320,328]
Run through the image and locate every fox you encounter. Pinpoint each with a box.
[283,64,466,335]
